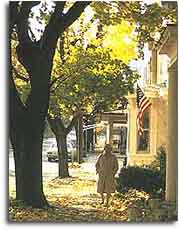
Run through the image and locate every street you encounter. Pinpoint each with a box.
[9,151,97,185]
[9,151,77,182]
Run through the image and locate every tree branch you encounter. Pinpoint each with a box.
[9,1,19,34]
[47,114,59,136]
[59,33,65,64]
[50,74,64,88]
[47,113,66,134]
[66,110,81,134]
[50,76,69,93]
[63,1,91,29]
[41,1,91,52]
[16,2,40,43]
[41,2,66,50]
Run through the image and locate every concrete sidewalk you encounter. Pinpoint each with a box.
[80,153,124,177]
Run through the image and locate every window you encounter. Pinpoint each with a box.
[137,108,150,152]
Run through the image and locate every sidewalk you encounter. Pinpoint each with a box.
[77,153,124,179]
[82,153,125,170]
[9,153,130,222]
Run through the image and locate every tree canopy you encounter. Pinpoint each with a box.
[49,24,139,123]
[91,1,176,57]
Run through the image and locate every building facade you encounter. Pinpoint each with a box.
[127,24,177,203]
[97,24,177,204]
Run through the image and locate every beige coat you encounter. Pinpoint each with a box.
[95,153,119,193]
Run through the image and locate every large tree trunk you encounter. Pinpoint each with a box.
[9,1,90,208]
[10,104,49,207]
[56,134,69,178]
[9,43,50,207]
[10,121,49,207]
[9,78,24,200]
[23,104,49,206]
[10,134,24,200]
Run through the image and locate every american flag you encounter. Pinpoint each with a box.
[136,84,151,135]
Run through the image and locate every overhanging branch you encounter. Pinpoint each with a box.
[66,110,81,134]
[41,1,91,51]
[50,75,69,93]
[9,1,19,34]
[63,1,91,29]
[16,2,40,43]
[42,2,66,50]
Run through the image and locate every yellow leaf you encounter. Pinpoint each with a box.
[103,20,137,63]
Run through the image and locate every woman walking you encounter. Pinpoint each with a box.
[95,144,119,206]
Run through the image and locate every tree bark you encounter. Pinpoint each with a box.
[10,135,24,200]
[22,127,48,207]
[56,134,69,178]
[9,57,50,207]
[10,121,49,207]
[47,116,69,178]
[9,66,25,200]
[74,123,79,162]
[79,112,84,162]
[9,26,48,206]
[48,112,80,177]
[75,111,84,163]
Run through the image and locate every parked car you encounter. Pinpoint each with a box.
[43,138,56,152]
[47,142,75,162]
